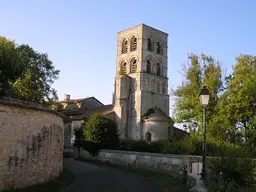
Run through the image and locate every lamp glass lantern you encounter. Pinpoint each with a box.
[199,86,210,107]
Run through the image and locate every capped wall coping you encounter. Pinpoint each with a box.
[0,97,68,120]
[99,149,256,161]
[100,149,203,159]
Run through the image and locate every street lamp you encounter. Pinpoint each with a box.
[199,86,210,180]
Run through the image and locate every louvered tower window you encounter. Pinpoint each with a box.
[147,38,152,51]
[122,39,128,54]
[131,59,137,73]
[146,60,151,73]
[131,37,137,51]
[156,41,162,54]
[122,62,127,74]
[157,63,161,75]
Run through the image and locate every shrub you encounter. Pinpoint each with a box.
[119,139,161,153]
[168,136,195,155]
[73,127,84,156]
[118,138,194,155]
[83,113,120,150]
[118,134,255,159]
[83,140,102,156]
[205,151,256,192]
[119,139,149,152]
[73,127,84,147]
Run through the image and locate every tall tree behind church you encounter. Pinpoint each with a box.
[172,53,224,137]
[219,55,256,145]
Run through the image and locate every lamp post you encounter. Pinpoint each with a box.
[199,86,210,180]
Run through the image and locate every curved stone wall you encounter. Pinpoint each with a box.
[0,97,64,190]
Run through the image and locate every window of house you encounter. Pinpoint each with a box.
[122,39,128,54]
[131,37,137,51]
[131,59,137,73]
[146,60,151,73]
[156,41,162,54]
[145,132,152,143]
[157,63,161,75]
[147,38,152,51]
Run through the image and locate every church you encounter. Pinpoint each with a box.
[55,24,186,147]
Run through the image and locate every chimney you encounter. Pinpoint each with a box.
[64,94,70,101]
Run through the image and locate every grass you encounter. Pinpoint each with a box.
[2,168,76,192]
[76,156,189,192]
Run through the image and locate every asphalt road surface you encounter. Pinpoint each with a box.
[61,158,165,192]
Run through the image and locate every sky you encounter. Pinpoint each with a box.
[1,0,256,116]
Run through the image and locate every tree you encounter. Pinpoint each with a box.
[9,44,60,104]
[83,113,120,149]
[0,37,24,95]
[172,53,224,138]
[219,55,256,145]
[73,127,84,157]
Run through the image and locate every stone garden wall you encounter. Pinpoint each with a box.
[0,97,65,191]
[80,149,203,185]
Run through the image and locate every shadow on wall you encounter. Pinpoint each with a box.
[0,98,64,191]
[7,124,62,171]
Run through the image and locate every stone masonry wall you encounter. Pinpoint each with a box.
[80,149,203,186]
[0,97,64,191]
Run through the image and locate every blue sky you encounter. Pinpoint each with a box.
[1,0,256,115]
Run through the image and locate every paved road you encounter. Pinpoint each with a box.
[61,158,165,192]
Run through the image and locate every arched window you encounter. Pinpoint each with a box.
[145,132,152,143]
[157,63,161,75]
[121,62,127,74]
[122,39,128,54]
[146,60,151,73]
[156,41,162,54]
[131,36,137,51]
[147,38,152,51]
[162,82,166,94]
[131,59,137,73]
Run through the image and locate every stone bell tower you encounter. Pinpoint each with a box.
[113,24,169,140]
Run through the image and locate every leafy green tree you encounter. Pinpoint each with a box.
[83,113,120,149]
[0,37,60,104]
[73,127,84,157]
[219,55,256,145]
[9,44,60,104]
[0,37,24,95]
[173,53,256,146]
[172,53,224,138]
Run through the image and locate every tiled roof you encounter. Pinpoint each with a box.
[144,107,171,121]
[84,104,114,116]
[57,97,104,106]
[62,108,87,116]
[61,104,114,120]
